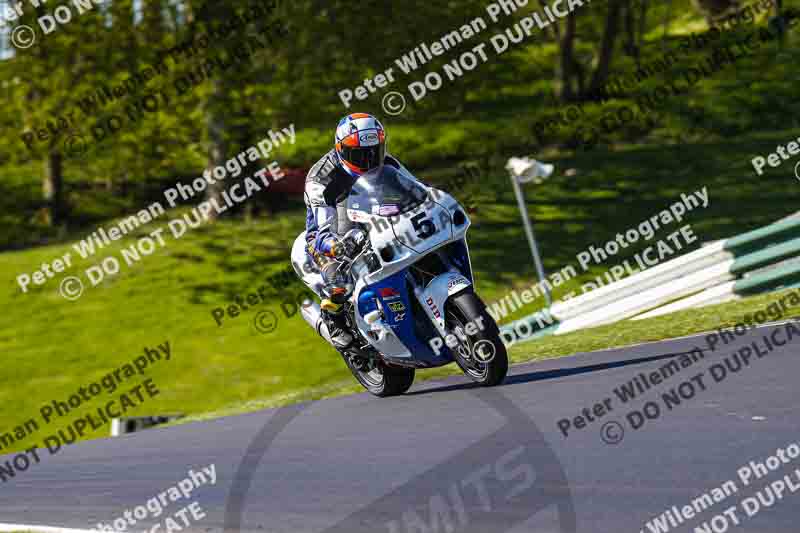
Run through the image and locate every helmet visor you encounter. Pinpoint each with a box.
[340,144,385,172]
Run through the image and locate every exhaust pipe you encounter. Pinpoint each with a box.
[300,299,333,345]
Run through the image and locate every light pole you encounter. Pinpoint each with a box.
[506,157,555,307]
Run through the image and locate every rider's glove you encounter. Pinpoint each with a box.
[324,229,366,260]
[323,236,355,259]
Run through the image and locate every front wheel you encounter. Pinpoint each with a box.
[342,354,415,397]
[445,290,508,386]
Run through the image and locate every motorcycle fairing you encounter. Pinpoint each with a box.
[355,269,456,366]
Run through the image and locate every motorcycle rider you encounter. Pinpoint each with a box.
[304,113,398,350]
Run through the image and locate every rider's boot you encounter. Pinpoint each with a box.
[322,308,353,350]
[321,287,353,350]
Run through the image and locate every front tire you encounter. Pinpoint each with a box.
[342,355,415,397]
[445,290,508,386]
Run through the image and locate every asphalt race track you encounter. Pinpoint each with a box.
[1,322,798,533]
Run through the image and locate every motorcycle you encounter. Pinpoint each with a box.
[290,163,508,396]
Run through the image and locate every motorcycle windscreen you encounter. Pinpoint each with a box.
[345,165,429,222]
[390,197,454,254]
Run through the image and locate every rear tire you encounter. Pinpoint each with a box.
[342,355,415,397]
[446,290,508,387]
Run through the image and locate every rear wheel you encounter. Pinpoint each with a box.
[445,290,508,386]
[342,354,415,397]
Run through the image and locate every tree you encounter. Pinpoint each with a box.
[547,0,625,102]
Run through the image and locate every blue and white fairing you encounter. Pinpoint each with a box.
[344,165,475,367]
